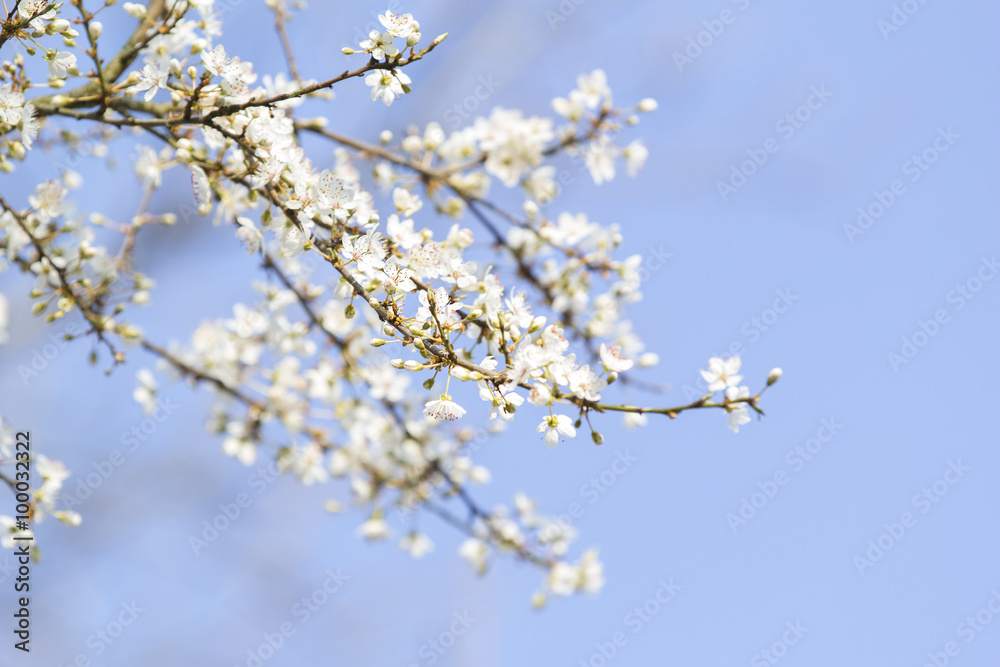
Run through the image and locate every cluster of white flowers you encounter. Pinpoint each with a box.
[701,356,753,432]
[356,11,421,106]
[0,3,778,598]
[0,423,80,551]
[0,83,38,156]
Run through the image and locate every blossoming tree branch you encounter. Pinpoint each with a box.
[0,0,780,602]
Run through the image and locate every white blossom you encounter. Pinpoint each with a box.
[361,30,399,60]
[0,293,8,345]
[599,343,633,372]
[726,385,752,433]
[133,369,158,415]
[129,63,169,101]
[0,84,24,124]
[20,104,38,150]
[400,532,434,558]
[701,356,743,393]
[536,414,576,448]
[47,50,77,79]
[365,70,411,106]
[357,515,392,540]
[0,516,33,550]
[378,10,416,38]
[424,394,466,421]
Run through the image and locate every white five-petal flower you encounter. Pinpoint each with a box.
[701,355,743,392]
[537,414,576,448]
[725,385,752,433]
[47,50,77,79]
[424,394,466,421]
[599,343,634,372]
[365,69,411,106]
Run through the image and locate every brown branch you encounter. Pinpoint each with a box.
[32,33,447,127]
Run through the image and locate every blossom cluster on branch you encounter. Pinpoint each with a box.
[0,0,779,602]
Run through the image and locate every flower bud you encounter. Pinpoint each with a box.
[637,352,659,368]
[591,431,604,445]
[390,358,405,369]
[52,19,71,34]
[403,360,423,371]
[369,338,387,347]
[767,368,783,386]
[341,47,356,55]
[122,2,147,19]
[379,130,393,144]
[638,98,658,112]
[88,22,104,39]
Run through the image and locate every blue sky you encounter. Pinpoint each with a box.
[2,0,999,665]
